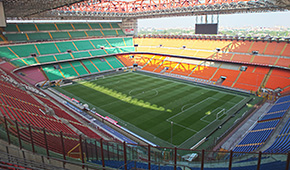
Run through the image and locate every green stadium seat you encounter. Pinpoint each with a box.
[89,23,102,29]
[100,23,111,29]
[73,23,90,30]
[117,30,126,36]
[50,32,70,40]
[10,59,27,67]
[10,44,38,57]
[82,60,99,73]
[11,57,38,67]
[120,47,135,53]
[42,65,64,80]
[60,67,79,77]
[105,56,124,69]
[28,32,51,41]
[55,41,77,53]
[123,37,133,46]
[69,31,87,38]
[107,38,125,47]
[70,61,88,75]
[102,30,118,36]
[91,58,112,71]
[17,24,37,31]
[56,23,73,30]
[72,51,91,59]
[86,30,103,37]
[37,55,57,63]
[23,57,38,65]
[111,23,120,28]
[89,50,107,56]
[106,48,121,54]
[36,43,59,55]
[90,39,110,48]
[4,24,19,32]
[36,24,57,31]
[73,40,95,51]
[55,53,73,61]
[5,33,28,42]
[0,47,18,59]
[60,62,71,68]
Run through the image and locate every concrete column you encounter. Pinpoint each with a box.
[121,18,138,36]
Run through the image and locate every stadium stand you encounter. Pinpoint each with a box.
[15,67,47,85]
[232,95,290,154]
[1,18,290,170]
[135,37,290,69]
[2,22,126,42]
[116,53,290,93]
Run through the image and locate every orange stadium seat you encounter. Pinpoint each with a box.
[249,41,268,54]
[231,54,253,63]
[217,53,233,60]
[211,40,232,51]
[234,83,259,91]
[211,68,240,82]
[245,65,256,72]
[142,56,165,71]
[190,66,217,80]
[263,42,275,55]
[171,62,196,76]
[161,61,179,73]
[190,39,213,50]
[275,58,290,68]
[221,80,234,87]
[229,40,252,53]
[195,51,215,58]
[117,54,134,66]
[135,54,153,66]
[273,42,287,56]
[264,42,287,56]
[271,69,290,78]
[236,71,265,87]
[253,67,270,74]
[281,44,290,57]
[266,76,290,90]
[252,55,277,65]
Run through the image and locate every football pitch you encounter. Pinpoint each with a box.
[56,71,252,147]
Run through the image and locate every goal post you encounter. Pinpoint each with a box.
[216,108,226,120]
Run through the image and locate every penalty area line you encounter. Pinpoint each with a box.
[166,120,198,133]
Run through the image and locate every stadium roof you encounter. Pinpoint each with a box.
[2,0,290,20]
[2,0,85,18]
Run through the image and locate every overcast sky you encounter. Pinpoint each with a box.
[138,11,290,28]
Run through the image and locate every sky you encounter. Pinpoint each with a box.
[138,11,290,28]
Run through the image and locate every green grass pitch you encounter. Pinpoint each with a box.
[56,72,248,147]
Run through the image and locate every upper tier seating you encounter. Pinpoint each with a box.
[134,38,290,68]
[0,37,134,68]
[3,22,126,42]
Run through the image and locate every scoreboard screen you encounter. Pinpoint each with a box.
[195,24,218,34]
